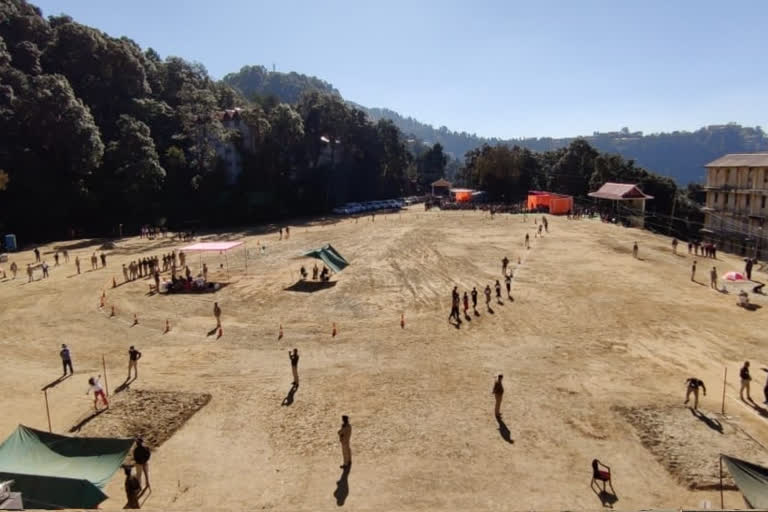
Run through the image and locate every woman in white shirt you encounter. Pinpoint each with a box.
[86,375,109,411]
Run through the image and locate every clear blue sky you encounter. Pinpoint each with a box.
[33,0,768,139]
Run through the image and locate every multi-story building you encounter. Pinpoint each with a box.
[703,153,768,256]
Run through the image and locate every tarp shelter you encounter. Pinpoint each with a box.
[181,240,246,276]
[722,455,768,508]
[431,179,452,197]
[302,244,349,274]
[450,188,474,203]
[526,191,574,215]
[0,425,133,509]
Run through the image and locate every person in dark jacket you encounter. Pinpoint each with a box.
[123,466,141,509]
[133,438,151,489]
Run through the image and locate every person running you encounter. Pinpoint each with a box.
[289,349,299,386]
[691,260,697,281]
[501,256,510,275]
[505,273,512,298]
[740,361,752,402]
[710,266,718,289]
[632,242,638,259]
[484,284,492,308]
[471,287,478,311]
[86,375,109,410]
[123,465,141,509]
[338,415,352,469]
[133,438,151,490]
[60,344,73,376]
[462,291,469,316]
[213,302,222,328]
[684,377,706,410]
[75,256,81,274]
[493,374,504,417]
[128,346,142,380]
[495,280,502,301]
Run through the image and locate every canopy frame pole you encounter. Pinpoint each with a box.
[720,455,724,509]
[721,367,727,414]
[102,355,109,397]
[225,251,229,280]
[244,244,247,275]
[44,389,52,432]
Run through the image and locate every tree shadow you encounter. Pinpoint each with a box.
[114,376,137,395]
[68,408,107,433]
[333,465,350,506]
[284,280,338,293]
[496,416,514,444]
[41,373,71,391]
[282,384,298,406]
[690,408,723,433]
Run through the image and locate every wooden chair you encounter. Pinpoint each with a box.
[591,459,615,495]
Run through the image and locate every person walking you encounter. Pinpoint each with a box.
[128,346,142,380]
[684,377,706,410]
[501,256,509,275]
[471,287,478,311]
[289,349,299,386]
[133,438,151,490]
[203,263,208,281]
[462,291,469,316]
[213,302,222,328]
[449,292,461,324]
[338,415,352,469]
[740,361,752,402]
[632,242,639,259]
[710,266,718,290]
[691,260,697,281]
[494,280,502,302]
[484,284,492,308]
[123,466,141,509]
[60,344,73,376]
[493,375,504,417]
[505,273,512,298]
[86,375,109,410]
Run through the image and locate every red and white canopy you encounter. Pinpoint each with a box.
[181,241,244,252]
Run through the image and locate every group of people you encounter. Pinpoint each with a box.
[123,255,162,282]
[447,257,515,326]
[685,360,768,410]
[299,263,331,282]
[687,240,717,258]
[139,225,167,239]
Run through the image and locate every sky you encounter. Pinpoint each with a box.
[32,0,768,139]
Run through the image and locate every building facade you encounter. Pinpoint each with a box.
[703,153,768,256]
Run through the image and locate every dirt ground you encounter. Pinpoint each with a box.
[1,208,768,510]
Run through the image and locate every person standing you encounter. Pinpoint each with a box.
[123,466,141,509]
[338,415,352,469]
[688,241,692,254]
[746,258,754,280]
[524,233,530,249]
[213,302,222,328]
[86,375,109,410]
[449,292,461,324]
[75,256,81,274]
[740,361,752,402]
[289,349,300,386]
[63,249,69,263]
[501,256,509,275]
[279,227,283,240]
[9,261,17,279]
[462,291,469,316]
[494,280,502,301]
[41,261,49,278]
[33,247,40,262]
[672,238,678,254]
[133,438,151,490]
[505,273,512,299]
[632,242,639,259]
[691,260,697,281]
[484,284,492,308]
[202,263,208,281]
[471,287,478,311]
[286,226,290,239]
[684,377,706,410]
[60,344,73,376]
[710,266,718,289]
[493,375,504,417]
[26,263,33,282]
[54,252,59,266]
[128,346,142,380]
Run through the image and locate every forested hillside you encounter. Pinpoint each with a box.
[222,65,340,105]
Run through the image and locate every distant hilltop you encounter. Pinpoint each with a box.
[223,67,768,185]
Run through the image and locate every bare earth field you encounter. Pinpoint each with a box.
[1,208,767,510]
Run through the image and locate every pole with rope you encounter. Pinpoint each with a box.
[43,389,52,432]
[102,355,109,397]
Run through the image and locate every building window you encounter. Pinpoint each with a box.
[746,195,751,207]
[724,193,729,206]
[714,192,719,204]
[763,196,767,209]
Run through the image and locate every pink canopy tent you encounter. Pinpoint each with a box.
[181,241,246,276]
[723,271,746,281]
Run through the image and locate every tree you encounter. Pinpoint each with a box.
[416,143,447,191]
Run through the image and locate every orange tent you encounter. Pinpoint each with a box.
[527,191,573,215]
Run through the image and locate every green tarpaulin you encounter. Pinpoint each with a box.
[302,244,349,274]
[0,425,133,509]
[722,454,768,509]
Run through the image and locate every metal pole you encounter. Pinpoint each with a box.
[102,355,109,397]
[721,367,727,415]
[720,455,724,509]
[244,245,247,275]
[44,389,52,432]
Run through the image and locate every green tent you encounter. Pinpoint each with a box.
[0,425,133,509]
[722,454,768,509]
[302,244,349,274]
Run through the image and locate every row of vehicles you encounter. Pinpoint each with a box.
[332,199,404,215]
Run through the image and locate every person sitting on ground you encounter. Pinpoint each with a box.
[320,266,330,281]
[300,266,308,280]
